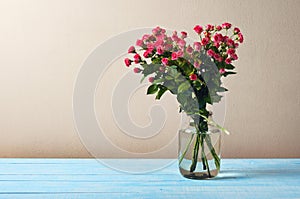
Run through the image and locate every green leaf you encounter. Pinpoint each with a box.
[169,65,177,69]
[152,78,164,84]
[156,85,168,100]
[225,64,235,70]
[147,84,159,94]
[223,71,237,77]
[177,81,191,93]
[140,76,146,83]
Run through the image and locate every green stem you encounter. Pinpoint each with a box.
[178,133,194,165]
[205,135,221,170]
[189,133,200,172]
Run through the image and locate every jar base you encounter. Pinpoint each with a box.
[179,167,219,179]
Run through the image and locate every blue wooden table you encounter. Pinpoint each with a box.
[0,159,299,198]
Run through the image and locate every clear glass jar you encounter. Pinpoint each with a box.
[178,117,221,179]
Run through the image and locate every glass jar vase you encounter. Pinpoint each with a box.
[178,117,221,179]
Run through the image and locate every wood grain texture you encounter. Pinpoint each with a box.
[0,159,299,198]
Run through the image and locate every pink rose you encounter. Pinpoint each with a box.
[156,46,164,55]
[213,33,223,43]
[214,42,220,48]
[172,34,179,42]
[176,50,184,58]
[214,54,223,62]
[216,25,222,31]
[177,39,186,48]
[201,37,210,46]
[222,22,232,29]
[148,77,154,83]
[152,26,160,35]
[189,74,197,81]
[142,34,150,41]
[124,58,132,67]
[149,35,156,41]
[193,42,201,51]
[133,67,141,73]
[154,39,163,47]
[207,49,215,57]
[234,27,240,34]
[234,42,239,48]
[171,52,179,60]
[143,49,152,58]
[194,60,200,68]
[136,39,143,47]
[186,45,193,54]
[227,48,235,55]
[226,39,234,47]
[193,25,203,34]
[238,33,244,43]
[225,58,232,64]
[128,46,135,53]
[231,53,238,60]
[219,68,226,74]
[206,24,214,31]
[161,58,168,66]
[164,44,173,51]
[181,31,187,39]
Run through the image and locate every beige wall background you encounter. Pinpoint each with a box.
[0,0,299,158]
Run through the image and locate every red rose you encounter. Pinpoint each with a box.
[189,74,197,81]
[193,25,203,34]
[124,58,132,67]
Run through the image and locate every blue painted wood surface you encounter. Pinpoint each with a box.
[0,159,299,198]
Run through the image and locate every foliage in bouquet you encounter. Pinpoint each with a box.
[124,23,243,131]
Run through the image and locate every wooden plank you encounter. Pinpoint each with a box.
[0,159,299,198]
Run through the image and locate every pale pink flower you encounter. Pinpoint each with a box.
[194,60,201,68]
[156,46,163,55]
[219,68,226,74]
[186,45,193,54]
[133,67,141,73]
[193,42,201,51]
[177,39,186,48]
[176,50,184,58]
[148,77,154,83]
[142,34,150,41]
[136,39,143,47]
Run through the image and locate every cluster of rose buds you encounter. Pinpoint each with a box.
[193,22,243,69]
[125,23,243,81]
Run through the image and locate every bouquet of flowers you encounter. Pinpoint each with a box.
[124,23,243,178]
